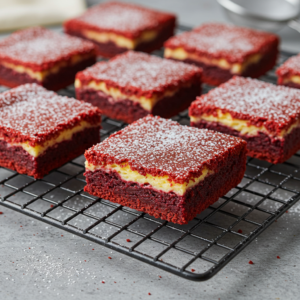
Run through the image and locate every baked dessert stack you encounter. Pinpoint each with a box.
[0,27,96,91]
[189,76,300,164]
[64,1,176,58]
[75,51,202,124]
[84,115,247,224]
[0,84,101,178]
[164,23,279,86]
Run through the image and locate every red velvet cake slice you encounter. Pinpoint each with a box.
[0,83,101,179]
[84,115,247,224]
[189,76,300,164]
[0,27,96,91]
[164,23,279,86]
[75,51,202,124]
[64,1,176,58]
[276,54,300,89]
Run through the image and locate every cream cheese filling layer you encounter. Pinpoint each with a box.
[2,121,99,158]
[82,30,157,50]
[190,110,300,138]
[283,75,300,85]
[1,54,93,81]
[86,162,214,196]
[164,48,262,74]
[75,79,180,111]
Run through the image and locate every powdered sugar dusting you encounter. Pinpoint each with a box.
[88,115,244,180]
[165,23,278,61]
[277,54,300,76]
[69,1,174,37]
[79,51,201,94]
[0,83,100,142]
[195,77,300,124]
[0,27,95,68]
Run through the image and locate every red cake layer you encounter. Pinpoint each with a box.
[191,120,300,164]
[75,82,201,123]
[276,54,300,84]
[63,2,176,39]
[84,146,246,224]
[0,84,101,146]
[0,127,100,179]
[0,56,95,91]
[189,77,300,134]
[175,46,277,86]
[76,51,202,99]
[0,27,95,71]
[65,21,175,58]
[164,23,279,63]
[85,115,246,184]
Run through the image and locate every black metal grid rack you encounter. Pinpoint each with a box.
[1,25,300,281]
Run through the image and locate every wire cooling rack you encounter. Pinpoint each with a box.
[1,25,300,281]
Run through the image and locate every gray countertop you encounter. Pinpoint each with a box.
[1,1,300,300]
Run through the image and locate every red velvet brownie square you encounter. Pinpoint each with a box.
[64,1,176,58]
[75,51,202,124]
[0,27,96,91]
[276,54,300,89]
[164,23,279,86]
[0,84,101,179]
[189,76,300,164]
[84,115,247,224]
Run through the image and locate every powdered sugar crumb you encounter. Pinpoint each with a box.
[68,1,174,37]
[195,77,300,124]
[0,27,94,67]
[88,115,244,179]
[80,51,201,94]
[165,23,277,61]
[0,83,100,142]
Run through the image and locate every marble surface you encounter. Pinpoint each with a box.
[1,1,300,300]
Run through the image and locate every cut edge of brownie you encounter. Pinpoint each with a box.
[167,46,278,86]
[75,82,201,123]
[0,56,96,91]
[0,127,100,179]
[84,143,246,224]
[191,120,300,164]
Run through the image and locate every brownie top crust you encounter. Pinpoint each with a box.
[76,51,202,98]
[85,115,246,184]
[164,23,278,63]
[0,27,95,71]
[276,54,300,77]
[189,76,300,133]
[0,84,101,145]
[64,1,176,39]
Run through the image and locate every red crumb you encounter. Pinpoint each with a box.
[249,260,254,265]
[61,235,63,237]
[148,293,151,295]
[0,212,3,214]
[20,226,22,227]
[159,276,162,278]
[191,269,195,272]
[277,256,280,259]
[238,229,243,234]
[50,205,54,208]
[84,260,86,262]
[126,239,131,242]
[102,281,105,284]
[114,281,116,283]
[286,211,289,213]
[108,257,112,259]
[92,249,94,250]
